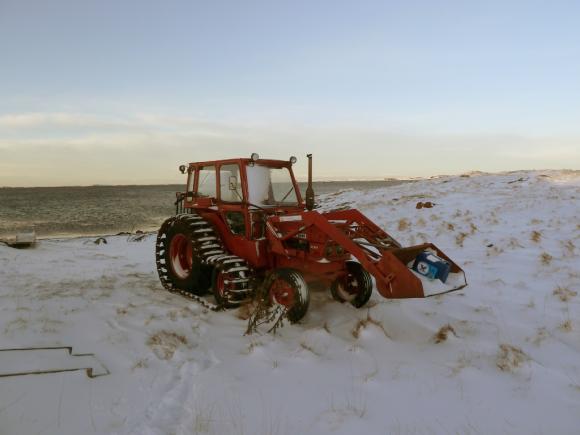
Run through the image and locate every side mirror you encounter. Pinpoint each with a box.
[229,176,238,190]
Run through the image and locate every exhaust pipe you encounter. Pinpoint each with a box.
[305,154,315,211]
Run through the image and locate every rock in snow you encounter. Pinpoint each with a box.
[0,170,579,434]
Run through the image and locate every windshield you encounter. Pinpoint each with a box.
[246,164,299,207]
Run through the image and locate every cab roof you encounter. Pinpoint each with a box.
[188,157,293,168]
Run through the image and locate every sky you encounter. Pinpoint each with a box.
[0,0,579,187]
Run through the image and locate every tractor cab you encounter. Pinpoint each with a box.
[177,154,305,267]
[182,154,302,211]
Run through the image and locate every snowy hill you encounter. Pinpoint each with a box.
[0,170,579,435]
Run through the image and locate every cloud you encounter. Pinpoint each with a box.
[497,142,580,162]
[0,112,124,128]
[1,110,578,186]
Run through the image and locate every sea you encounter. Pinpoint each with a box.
[0,180,407,239]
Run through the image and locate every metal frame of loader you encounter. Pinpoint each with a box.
[265,209,467,298]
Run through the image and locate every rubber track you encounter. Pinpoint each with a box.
[155,213,254,310]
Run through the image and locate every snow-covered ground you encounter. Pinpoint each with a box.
[1,170,579,435]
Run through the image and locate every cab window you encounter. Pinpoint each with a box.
[219,164,243,202]
[197,166,217,198]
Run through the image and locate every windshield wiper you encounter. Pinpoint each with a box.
[279,186,295,203]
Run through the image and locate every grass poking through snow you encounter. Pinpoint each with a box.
[397,218,410,231]
[433,324,458,343]
[455,232,468,247]
[540,252,553,265]
[146,330,188,360]
[530,231,542,243]
[559,319,573,332]
[352,312,391,339]
[496,344,530,372]
[553,286,577,302]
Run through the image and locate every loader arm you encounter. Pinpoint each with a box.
[300,211,420,298]
[269,210,466,299]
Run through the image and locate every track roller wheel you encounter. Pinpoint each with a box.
[330,261,373,308]
[211,256,253,309]
[268,268,310,323]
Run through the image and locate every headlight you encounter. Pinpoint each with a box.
[178,165,187,174]
[250,153,260,162]
[289,156,297,164]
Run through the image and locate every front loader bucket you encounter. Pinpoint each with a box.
[375,243,467,298]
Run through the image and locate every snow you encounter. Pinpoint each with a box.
[1,170,579,435]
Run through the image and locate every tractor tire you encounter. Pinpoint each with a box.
[268,268,310,323]
[155,214,216,296]
[330,261,373,308]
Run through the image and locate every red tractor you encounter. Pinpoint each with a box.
[156,154,466,322]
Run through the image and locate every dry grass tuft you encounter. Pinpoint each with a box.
[530,327,549,346]
[416,217,427,227]
[131,359,148,371]
[562,240,576,256]
[540,252,553,265]
[352,313,391,339]
[559,319,573,332]
[530,230,542,243]
[469,222,478,234]
[508,238,524,249]
[147,330,188,360]
[486,245,504,257]
[553,286,577,302]
[433,324,458,343]
[455,232,468,247]
[496,344,530,372]
[450,353,472,376]
[398,218,410,231]
[116,307,129,315]
[4,317,28,335]
[446,222,455,231]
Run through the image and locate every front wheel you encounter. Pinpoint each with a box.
[268,269,310,323]
[330,261,373,308]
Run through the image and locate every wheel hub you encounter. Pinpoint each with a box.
[270,279,295,307]
[169,234,193,279]
[337,272,359,302]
